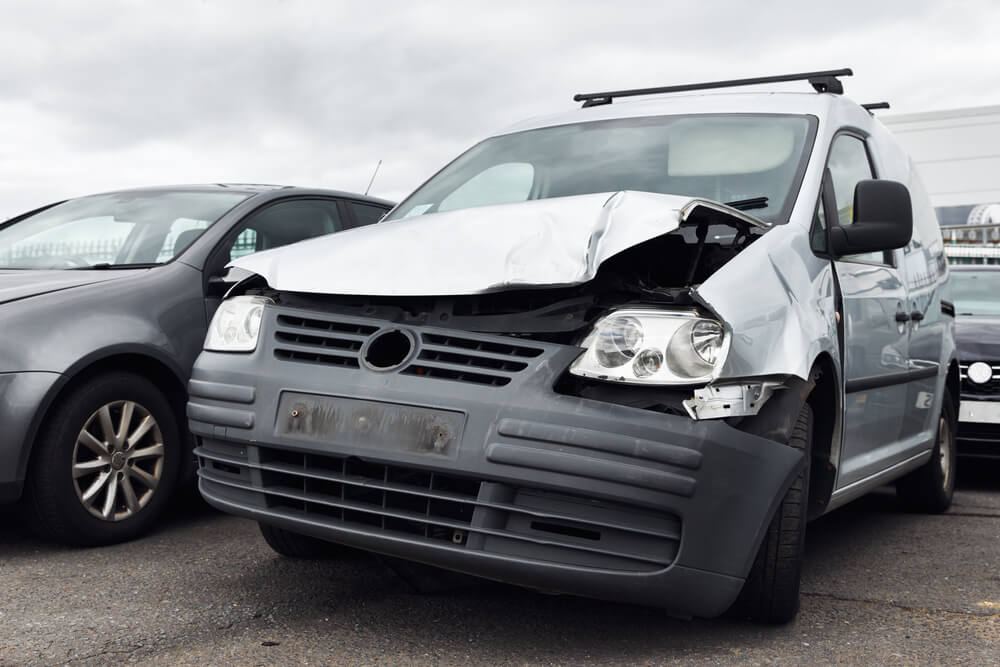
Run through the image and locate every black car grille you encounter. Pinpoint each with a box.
[959,362,1000,397]
[272,312,545,387]
[198,444,681,572]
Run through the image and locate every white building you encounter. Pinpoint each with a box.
[881,105,1000,226]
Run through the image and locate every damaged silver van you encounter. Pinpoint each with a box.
[189,69,957,623]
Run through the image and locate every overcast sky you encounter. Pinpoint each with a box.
[1,0,998,218]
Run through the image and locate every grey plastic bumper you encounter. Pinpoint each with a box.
[190,308,804,618]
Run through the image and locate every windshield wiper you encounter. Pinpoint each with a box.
[724,196,769,211]
[70,263,159,270]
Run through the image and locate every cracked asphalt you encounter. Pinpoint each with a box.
[1,464,998,666]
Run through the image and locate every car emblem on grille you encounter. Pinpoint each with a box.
[967,361,993,385]
[362,328,416,371]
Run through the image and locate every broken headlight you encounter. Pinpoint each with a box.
[204,295,272,352]
[569,310,728,385]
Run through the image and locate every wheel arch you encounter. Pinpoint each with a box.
[18,345,191,483]
[729,352,841,521]
[804,351,841,520]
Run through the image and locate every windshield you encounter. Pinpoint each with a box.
[387,114,815,223]
[0,190,250,269]
[952,270,1000,316]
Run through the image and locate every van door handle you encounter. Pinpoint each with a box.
[910,311,925,322]
[895,312,911,323]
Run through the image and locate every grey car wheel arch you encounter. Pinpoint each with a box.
[16,346,189,490]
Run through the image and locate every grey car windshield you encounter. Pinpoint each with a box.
[387,114,815,222]
[952,270,1000,316]
[0,190,250,269]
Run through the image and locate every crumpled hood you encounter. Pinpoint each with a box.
[955,316,1000,361]
[233,191,760,296]
[0,269,140,306]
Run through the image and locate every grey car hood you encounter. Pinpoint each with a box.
[0,269,141,306]
[233,191,767,296]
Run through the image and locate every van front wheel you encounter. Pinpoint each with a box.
[729,403,812,624]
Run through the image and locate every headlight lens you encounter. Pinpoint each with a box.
[204,295,272,352]
[594,316,643,367]
[570,310,728,385]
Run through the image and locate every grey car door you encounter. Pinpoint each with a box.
[826,134,911,488]
[203,198,348,321]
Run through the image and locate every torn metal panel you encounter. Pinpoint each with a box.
[232,191,765,297]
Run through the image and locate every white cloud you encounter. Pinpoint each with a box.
[1,0,998,217]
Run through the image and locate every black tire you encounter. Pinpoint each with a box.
[896,389,956,513]
[23,372,181,546]
[258,522,356,559]
[730,403,812,624]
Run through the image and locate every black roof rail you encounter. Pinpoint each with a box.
[862,102,891,114]
[573,68,854,108]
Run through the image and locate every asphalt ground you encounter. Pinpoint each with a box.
[1,463,998,666]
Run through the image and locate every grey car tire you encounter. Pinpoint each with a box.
[896,389,956,514]
[23,372,180,546]
[258,522,357,558]
[729,402,813,624]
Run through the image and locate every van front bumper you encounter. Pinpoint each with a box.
[190,307,804,618]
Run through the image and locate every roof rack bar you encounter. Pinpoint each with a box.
[573,68,854,107]
[862,102,891,113]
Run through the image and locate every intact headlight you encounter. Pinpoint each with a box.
[204,295,272,352]
[569,310,728,385]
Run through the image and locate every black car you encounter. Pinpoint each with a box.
[952,264,1000,458]
[0,184,393,545]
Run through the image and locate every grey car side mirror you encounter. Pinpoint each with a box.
[829,179,913,256]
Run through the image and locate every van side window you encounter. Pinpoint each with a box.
[828,135,885,264]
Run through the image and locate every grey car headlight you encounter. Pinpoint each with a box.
[569,309,729,385]
[204,295,272,352]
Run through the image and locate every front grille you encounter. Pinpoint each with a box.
[271,310,545,388]
[273,314,378,368]
[198,444,680,572]
[401,333,543,387]
[959,362,1000,396]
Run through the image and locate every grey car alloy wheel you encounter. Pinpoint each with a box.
[72,400,165,521]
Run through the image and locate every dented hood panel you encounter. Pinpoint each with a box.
[233,191,762,296]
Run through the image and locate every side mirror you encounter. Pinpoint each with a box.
[829,179,912,256]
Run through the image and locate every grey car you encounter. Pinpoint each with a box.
[191,70,957,623]
[0,184,393,545]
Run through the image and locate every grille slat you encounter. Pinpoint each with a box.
[273,314,373,368]
[401,361,515,387]
[198,445,680,571]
